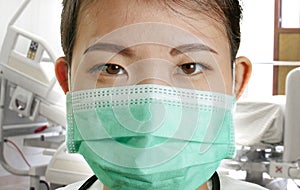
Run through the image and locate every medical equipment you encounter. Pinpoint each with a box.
[223,65,300,187]
[78,175,99,190]
[0,0,95,189]
[0,0,91,189]
[45,144,93,189]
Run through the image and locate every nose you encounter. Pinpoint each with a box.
[137,78,170,86]
[127,58,174,86]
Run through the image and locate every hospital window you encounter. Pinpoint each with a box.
[273,0,300,95]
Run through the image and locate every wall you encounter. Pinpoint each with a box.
[238,0,275,97]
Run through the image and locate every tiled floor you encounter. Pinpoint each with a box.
[0,175,30,190]
[0,174,54,190]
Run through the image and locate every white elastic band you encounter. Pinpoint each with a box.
[68,64,71,91]
[232,61,236,96]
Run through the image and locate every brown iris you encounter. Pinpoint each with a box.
[181,63,197,74]
[105,64,123,74]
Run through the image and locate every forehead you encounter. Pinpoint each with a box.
[74,0,229,50]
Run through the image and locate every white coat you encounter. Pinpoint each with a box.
[57,174,268,190]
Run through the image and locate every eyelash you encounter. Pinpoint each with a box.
[88,64,102,73]
[87,62,212,75]
[87,63,126,75]
[177,62,212,75]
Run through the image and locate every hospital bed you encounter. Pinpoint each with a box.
[223,65,300,187]
[0,0,67,189]
[1,1,300,189]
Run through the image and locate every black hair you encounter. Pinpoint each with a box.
[60,0,242,65]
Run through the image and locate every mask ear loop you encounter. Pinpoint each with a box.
[67,63,71,92]
[232,61,236,97]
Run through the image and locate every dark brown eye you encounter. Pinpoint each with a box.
[88,64,126,75]
[105,64,124,74]
[177,63,208,75]
[181,63,196,74]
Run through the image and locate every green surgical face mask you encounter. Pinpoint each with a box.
[66,84,235,190]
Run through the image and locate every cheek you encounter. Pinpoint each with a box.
[205,71,232,94]
[215,62,232,95]
[213,44,233,94]
[202,56,232,94]
[70,53,85,91]
[187,71,231,94]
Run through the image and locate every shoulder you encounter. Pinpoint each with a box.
[56,174,266,190]
[56,179,103,190]
[220,174,268,190]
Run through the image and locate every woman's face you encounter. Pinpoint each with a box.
[71,0,232,94]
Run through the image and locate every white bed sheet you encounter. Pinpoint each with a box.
[234,96,285,146]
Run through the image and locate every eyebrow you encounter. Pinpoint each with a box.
[84,42,218,57]
[84,43,133,56]
[170,43,218,56]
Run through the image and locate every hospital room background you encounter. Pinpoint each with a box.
[0,0,299,189]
